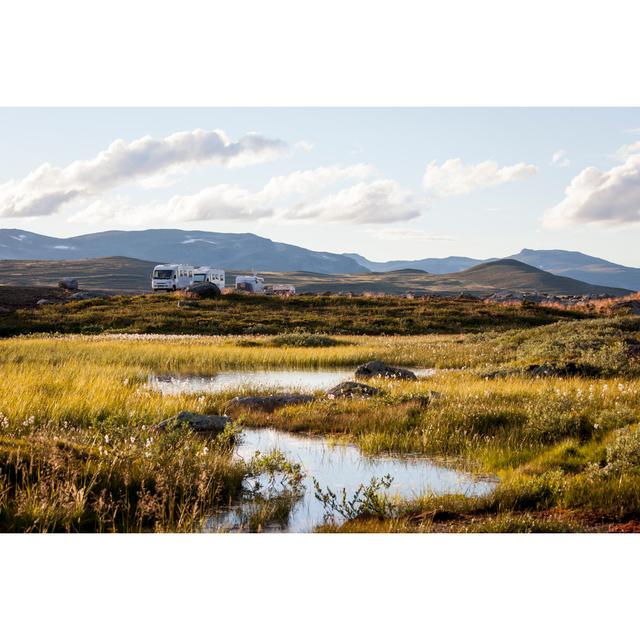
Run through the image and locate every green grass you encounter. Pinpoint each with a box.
[1,314,640,532]
[0,423,246,532]
[0,291,590,337]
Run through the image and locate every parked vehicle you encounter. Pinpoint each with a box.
[272,284,296,296]
[151,264,194,291]
[235,274,265,293]
[264,284,296,296]
[192,267,225,289]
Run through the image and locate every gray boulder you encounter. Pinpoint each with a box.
[226,394,314,413]
[355,360,417,380]
[58,277,79,290]
[611,299,640,316]
[177,299,199,308]
[326,381,381,399]
[153,411,231,435]
[36,298,54,306]
[184,282,221,299]
[0,306,10,314]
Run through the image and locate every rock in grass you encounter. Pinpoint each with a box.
[69,291,106,300]
[36,298,54,306]
[177,299,199,308]
[183,282,221,299]
[0,306,10,314]
[326,381,381,399]
[226,394,314,413]
[354,360,417,381]
[609,299,640,315]
[153,411,231,434]
[58,277,79,290]
[525,362,601,377]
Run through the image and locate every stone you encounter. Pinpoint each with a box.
[525,362,600,377]
[326,381,381,399]
[0,306,10,314]
[58,277,79,290]
[354,360,417,380]
[153,411,231,435]
[36,298,54,305]
[226,394,314,413]
[177,299,199,308]
[183,282,221,299]
[610,299,640,315]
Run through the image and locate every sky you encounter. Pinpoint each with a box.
[1,107,640,266]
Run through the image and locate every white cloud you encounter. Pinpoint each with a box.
[616,140,640,160]
[283,180,422,224]
[260,164,376,200]
[366,228,454,241]
[69,166,424,226]
[423,158,538,197]
[293,140,314,152]
[543,154,640,228]
[551,149,570,167]
[0,129,288,218]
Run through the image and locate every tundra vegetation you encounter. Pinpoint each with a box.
[1,296,639,532]
[0,291,589,337]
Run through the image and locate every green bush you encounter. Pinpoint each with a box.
[269,333,345,347]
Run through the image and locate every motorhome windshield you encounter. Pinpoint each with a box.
[153,270,174,279]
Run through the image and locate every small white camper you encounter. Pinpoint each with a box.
[192,267,226,289]
[272,284,296,296]
[151,264,194,291]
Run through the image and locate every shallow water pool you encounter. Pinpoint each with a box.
[148,367,437,395]
[209,427,496,533]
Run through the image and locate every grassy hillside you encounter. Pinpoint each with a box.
[0,291,590,337]
[444,259,631,296]
[0,256,156,292]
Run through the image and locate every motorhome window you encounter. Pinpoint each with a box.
[192,274,205,282]
[153,270,174,279]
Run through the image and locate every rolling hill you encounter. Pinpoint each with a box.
[343,253,484,274]
[506,249,640,291]
[0,256,157,293]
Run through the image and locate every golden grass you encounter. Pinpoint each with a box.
[2,327,640,532]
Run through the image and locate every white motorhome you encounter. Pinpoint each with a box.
[151,264,194,291]
[235,274,265,293]
[192,267,226,289]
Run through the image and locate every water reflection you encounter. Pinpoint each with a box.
[209,427,496,533]
[148,368,437,395]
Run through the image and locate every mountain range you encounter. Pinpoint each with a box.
[1,228,638,291]
[346,248,640,291]
[0,228,367,274]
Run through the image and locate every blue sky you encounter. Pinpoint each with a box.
[1,108,639,265]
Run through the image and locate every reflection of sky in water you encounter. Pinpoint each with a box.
[210,427,497,533]
[148,368,437,395]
